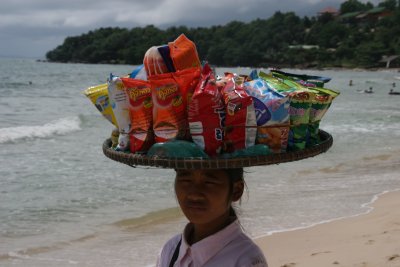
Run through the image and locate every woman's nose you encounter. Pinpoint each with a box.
[185,182,205,197]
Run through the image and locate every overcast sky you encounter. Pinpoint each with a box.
[0,0,382,58]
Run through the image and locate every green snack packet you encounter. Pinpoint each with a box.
[307,87,340,146]
[261,71,302,92]
[258,71,295,92]
[288,90,315,151]
[271,70,331,88]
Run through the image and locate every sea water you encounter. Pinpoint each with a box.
[0,58,399,266]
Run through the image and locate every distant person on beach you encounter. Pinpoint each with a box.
[156,168,268,267]
[349,80,353,86]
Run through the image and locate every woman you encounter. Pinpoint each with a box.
[156,168,268,267]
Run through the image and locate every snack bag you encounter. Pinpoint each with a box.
[108,75,131,134]
[149,73,187,142]
[144,46,170,77]
[130,64,148,80]
[221,78,257,153]
[83,83,117,126]
[248,69,259,80]
[259,71,296,92]
[116,133,130,152]
[172,67,201,110]
[271,69,331,87]
[172,67,201,139]
[244,78,290,153]
[287,90,315,151]
[308,87,339,146]
[188,64,225,156]
[157,45,176,72]
[121,78,154,153]
[168,34,201,71]
[110,128,119,149]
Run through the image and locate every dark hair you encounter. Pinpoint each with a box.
[224,168,244,218]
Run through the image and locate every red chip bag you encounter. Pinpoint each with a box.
[121,78,154,153]
[188,64,225,156]
[221,78,257,153]
[150,73,187,142]
[168,34,201,71]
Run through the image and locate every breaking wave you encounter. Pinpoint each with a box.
[0,116,81,143]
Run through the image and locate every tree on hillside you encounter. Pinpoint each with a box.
[340,0,373,14]
[378,0,397,9]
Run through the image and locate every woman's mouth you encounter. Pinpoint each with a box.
[184,200,207,211]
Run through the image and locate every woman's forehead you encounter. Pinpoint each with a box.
[176,169,228,177]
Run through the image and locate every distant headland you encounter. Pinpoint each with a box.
[45,1,400,69]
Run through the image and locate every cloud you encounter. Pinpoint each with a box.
[0,0,384,58]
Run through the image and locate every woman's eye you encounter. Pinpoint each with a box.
[205,179,221,185]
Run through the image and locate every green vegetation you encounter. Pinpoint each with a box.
[46,0,400,68]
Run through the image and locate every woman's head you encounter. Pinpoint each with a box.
[174,168,244,226]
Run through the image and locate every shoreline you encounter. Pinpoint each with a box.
[255,189,400,267]
[19,58,400,73]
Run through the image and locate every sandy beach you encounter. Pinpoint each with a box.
[255,190,400,267]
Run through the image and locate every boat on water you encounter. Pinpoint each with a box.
[364,87,374,94]
[389,89,400,95]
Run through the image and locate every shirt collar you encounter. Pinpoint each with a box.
[177,219,242,266]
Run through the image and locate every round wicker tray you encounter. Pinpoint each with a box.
[103,130,332,169]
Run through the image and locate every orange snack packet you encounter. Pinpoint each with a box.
[172,68,201,108]
[168,34,201,71]
[121,78,154,153]
[149,73,187,142]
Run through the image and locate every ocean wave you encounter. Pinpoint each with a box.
[0,117,81,143]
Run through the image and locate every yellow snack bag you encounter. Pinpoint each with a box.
[83,83,118,127]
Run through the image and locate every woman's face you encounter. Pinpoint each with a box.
[175,169,242,226]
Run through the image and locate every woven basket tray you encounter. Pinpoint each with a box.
[102,130,333,169]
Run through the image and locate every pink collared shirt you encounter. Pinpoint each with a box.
[156,220,268,267]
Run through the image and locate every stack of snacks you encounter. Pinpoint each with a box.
[269,70,339,149]
[84,34,339,160]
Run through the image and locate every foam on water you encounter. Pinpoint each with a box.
[0,116,81,143]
